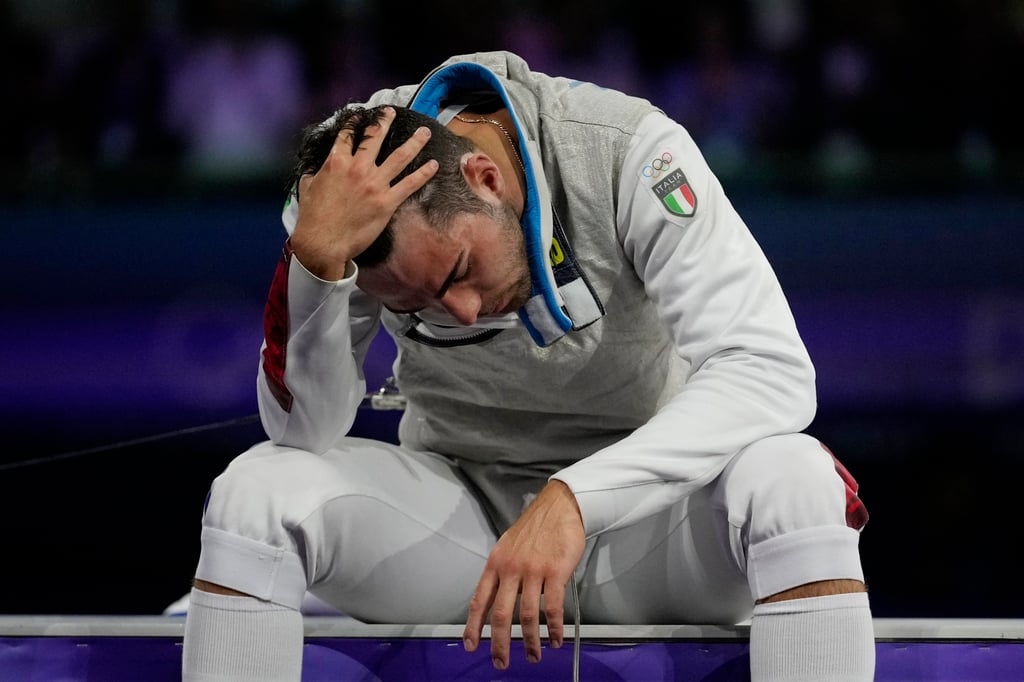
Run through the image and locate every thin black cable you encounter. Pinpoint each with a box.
[5,408,587,679]
[0,413,261,472]
[571,576,581,682]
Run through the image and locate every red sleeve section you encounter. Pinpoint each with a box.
[820,442,870,531]
[261,239,294,412]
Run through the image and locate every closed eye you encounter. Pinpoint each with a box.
[435,250,466,299]
[384,304,422,315]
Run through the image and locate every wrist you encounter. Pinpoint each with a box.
[287,235,352,282]
[545,479,583,524]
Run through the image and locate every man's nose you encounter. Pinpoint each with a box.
[440,288,481,326]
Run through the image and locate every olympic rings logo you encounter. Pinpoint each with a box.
[642,152,673,178]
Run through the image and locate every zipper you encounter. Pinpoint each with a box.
[396,315,505,348]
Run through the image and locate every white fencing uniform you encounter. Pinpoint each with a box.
[193,50,868,625]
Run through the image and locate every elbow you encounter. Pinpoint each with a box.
[794,386,817,431]
[263,422,337,456]
[257,388,356,456]
[788,354,818,430]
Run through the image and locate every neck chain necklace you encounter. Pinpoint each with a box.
[453,114,527,178]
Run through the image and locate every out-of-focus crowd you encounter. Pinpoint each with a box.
[2,0,1021,201]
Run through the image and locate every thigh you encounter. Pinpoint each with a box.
[576,486,752,625]
[718,432,855,543]
[202,437,497,623]
[575,433,863,624]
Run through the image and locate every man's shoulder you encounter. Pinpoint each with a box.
[437,51,521,75]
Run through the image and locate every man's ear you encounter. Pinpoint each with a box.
[461,152,505,201]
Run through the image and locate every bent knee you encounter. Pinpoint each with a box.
[737,433,836,486]
[723,434,848,535]
[726,436,868,599]
[204,444,347,528]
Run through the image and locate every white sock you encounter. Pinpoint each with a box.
[750,592,875,682]
[182,587,304,682]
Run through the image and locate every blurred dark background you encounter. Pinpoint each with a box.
[1,0,1022,619]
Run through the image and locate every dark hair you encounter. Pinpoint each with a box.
[290,105,491,267]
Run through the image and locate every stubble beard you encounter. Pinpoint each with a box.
[496,201,534,314]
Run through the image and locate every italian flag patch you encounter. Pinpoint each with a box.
[652,169,697,217]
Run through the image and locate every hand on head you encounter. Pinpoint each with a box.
[289,107,438,281]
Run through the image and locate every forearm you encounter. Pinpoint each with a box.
[553,348,816,536]
[257,243,381,453]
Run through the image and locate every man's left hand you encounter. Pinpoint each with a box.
[462,479,586,669]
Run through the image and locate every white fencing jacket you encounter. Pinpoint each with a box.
[257,51,817,536]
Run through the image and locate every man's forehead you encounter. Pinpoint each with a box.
[357,229,454,304]
[359,257,423,295]
[388,216,451,266]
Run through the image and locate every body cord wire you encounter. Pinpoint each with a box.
[0,414,261,472]
[571,574,581,682]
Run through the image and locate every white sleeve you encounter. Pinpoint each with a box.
[551,112,817,537]
[256,237,383,455]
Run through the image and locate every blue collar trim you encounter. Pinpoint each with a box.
[408,62,573,345]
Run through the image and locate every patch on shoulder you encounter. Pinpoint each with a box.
[639,151,697,218]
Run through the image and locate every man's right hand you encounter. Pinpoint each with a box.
[289,106,438,281]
